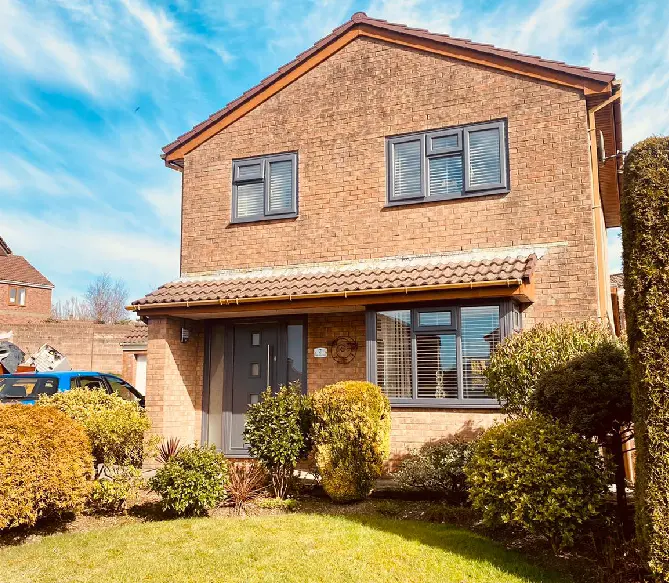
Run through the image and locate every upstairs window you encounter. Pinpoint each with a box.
[232,152,297,223]
[387,120,508,205]
[8,286,26,307]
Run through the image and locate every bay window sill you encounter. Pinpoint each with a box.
[389,398,501,409]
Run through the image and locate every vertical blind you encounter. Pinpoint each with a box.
[376,310,412,398]
[392,140,422,199]
[468,128,501,187]
[268,160,293,213]
[461,305,500,399]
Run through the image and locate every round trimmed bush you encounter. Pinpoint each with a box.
[38,388,151,469]
[395,438,474,503]
[312,381,390,502]
[0,405,93,530]
[149,444,229,516]
[465,418,608,550]
[484,320,614,417]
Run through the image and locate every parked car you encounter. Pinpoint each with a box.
[0,371,144,407]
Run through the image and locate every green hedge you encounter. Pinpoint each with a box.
[621,136,669,579]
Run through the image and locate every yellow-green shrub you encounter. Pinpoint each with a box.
[312,381,390,502]
[621,136,669,579]
[88,467,143,515]
[465,418,608,550]
[484,320,615,417]
[38,388,150,469]
[0,405,93,530]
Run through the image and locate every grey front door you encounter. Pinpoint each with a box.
[227,323,279,456]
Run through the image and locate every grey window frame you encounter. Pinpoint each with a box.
[231,152,298,223]
[366,299,520,408]
[386,119,509,206]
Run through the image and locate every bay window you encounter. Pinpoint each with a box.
[367,301,520,407]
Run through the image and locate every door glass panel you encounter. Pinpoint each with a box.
[207,324,225,450]
[286,324,304,387]
[250,363,260,377]
[251,332,260,346]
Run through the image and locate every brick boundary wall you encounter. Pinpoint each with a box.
[0,320,138,375]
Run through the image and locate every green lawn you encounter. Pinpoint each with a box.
[0,513,569,583]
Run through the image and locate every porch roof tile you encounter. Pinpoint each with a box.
[132,249,539,307]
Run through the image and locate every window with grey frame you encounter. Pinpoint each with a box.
[368,302,519,407]
[387,120,508,204]
[232,152,297,222]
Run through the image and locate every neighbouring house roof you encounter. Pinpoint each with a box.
[132,249,539,309]
[121,324,148,346]
[0,255,53,288]
[162,12,615,166]
[0,236,11,256]
[611,273,624,288]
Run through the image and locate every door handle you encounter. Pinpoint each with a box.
[266,344,271,389]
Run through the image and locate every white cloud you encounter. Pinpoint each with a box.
[140,180,183,234]
[1,210,180,301]
[120,0,184,72]
[0,155,92,198]
[367,0,462,33]
[0,0,133,97]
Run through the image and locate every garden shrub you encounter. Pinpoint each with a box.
[243,383,312,498]
[532,339,633,530]
[395,438,474,504]
[226,462,267,514]
[149,444,228,517]
[621,136,669,578]
[484,320,614,416]
[38,388,151,470]
[465,418,608,550]
[312,381,390,502]
[88,466,143,515]
[0,405,93,530]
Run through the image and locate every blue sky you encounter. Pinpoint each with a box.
[2,0,668,304]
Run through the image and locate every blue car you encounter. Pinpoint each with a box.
[0,371,144,407]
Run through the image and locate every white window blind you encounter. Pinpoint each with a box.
[416,333,458,398]
[428,155,463,197]
[461,305,500,399]
[468,128,501,188]
[392,140,422,199]
[236,181,264,218]
[268,160,293,213]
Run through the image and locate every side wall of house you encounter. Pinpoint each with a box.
[146,318,204,446]
[0,284,52,321]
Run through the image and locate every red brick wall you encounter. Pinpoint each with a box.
[181,36,599,324]
[2,321,133,375]
[145,317,204,445]
[0,284,52,321]
[306,312,366,390]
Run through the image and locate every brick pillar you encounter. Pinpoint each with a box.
[146,317,205,446]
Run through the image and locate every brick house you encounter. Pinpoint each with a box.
[131,13,623,460]
[0,236,53,322]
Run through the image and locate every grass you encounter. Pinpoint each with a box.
[0,512,570,583]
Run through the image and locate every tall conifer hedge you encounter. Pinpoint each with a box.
[621,136,669,579]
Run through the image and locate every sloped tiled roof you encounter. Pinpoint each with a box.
[610,273,624,288]
[162,12,614,159]
[133,251,537,307]
[0,255,53,287]
[0,236,11,255]
[121,324,148,345]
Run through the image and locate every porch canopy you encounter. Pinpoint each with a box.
[129,247,539,319]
